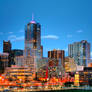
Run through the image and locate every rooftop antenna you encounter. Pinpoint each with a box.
[32,13,34,21]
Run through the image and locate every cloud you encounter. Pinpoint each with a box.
[8,32,13,34]
[41,35,59,39]
[76,30,83,33]
[67,35,72,38]
[19,30,24,32]
[8,35,24,42]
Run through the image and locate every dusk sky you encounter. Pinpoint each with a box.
[0,0,92,57]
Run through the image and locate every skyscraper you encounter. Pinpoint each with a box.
[68,40,90,66]
[24,17,42,59]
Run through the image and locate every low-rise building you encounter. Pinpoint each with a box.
[5,65,35,82]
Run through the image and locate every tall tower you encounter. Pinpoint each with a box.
[24,16,42,59]
[68,40,90,66]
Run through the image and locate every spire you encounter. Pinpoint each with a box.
[30,13,36,24]
[32,13,34,21]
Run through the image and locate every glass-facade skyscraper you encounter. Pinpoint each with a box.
[68,40,90,66]
[24,19,42,59]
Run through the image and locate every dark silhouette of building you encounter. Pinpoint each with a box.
[0,53,9,74]
[3,41,23,66]
[10,49,23,65]
[3,40,11,53]
[3,40,12,67]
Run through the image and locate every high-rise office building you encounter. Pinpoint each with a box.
[15,16,42,79]
[48,49,65,67]
[24,18,42,58]
[3,40,11,53]
[68,40,90,66]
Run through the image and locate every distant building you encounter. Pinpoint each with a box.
[48,49,65,68]
[65,57,77,72]
[68,40,90,66]
[0,53,9,74]
[3,40,11,53]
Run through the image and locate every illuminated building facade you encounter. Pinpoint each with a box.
[65,57,77,72]
[48,49,65,78]
[68,40,90,66]
[74,72,80,86]
[48,58,64,78]
[74,67,92,86]
[36,57,64,79]
[48,49,65,68]
[5,65,35,82]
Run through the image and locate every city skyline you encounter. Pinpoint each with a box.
[0,0,92,57]
[1,1,92,91]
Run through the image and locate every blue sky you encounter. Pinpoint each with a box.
[0,0,92,57]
